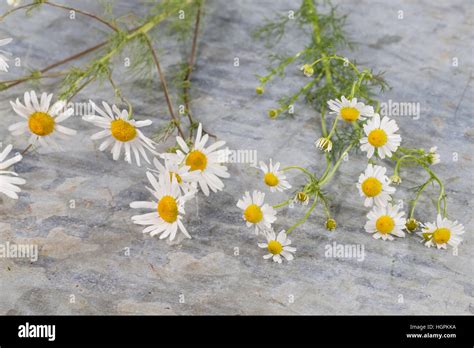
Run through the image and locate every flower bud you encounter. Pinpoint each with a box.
[405,218,418,232]
[325,218,337,231]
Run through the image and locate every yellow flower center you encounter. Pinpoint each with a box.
[244,204,263,224]
[375,215,395,234]
[340,107,360,122]
[368,129,388,147]
[157,195,178,223]
[28,112,55,136]
[110,119,137,142]
[297,192,308,202]
[169,172,182,184]
[433,227,451,244]
[185,150,207,171]
[361,177,382,197]
[264,173,279,187]
[267,240,283,255]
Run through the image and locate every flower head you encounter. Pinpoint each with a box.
[149,157,198,196]
[268,109,280,119]
[9,91,77,150]
[418,214,464,250]
[0,37,12,72]
[162,123,229,196]
[327,96,374,122]
[390,175,402,185]
[259,159,291,192]
[360,114,401,159]
[258,229,296,263]
[426,146,440,165]
[237,190,276,234]
[130,172,194,241]
[365,203,406,241]
[83,101,157,166]
[325,218,337,231]
[255,86,264,95]
[315,137,332,152]
[405,218,418,232]
[357,164,395,207]
[0,144,26,199]
[300,64,314,77]
[294,191,309,205]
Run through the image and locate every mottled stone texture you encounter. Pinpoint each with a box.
[0,0,472,315]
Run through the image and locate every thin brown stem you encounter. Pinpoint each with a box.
[44,1,118,32]
[183,3,202,140]
[20,144,32,156]
[1,40,107,90]
[0,2,38,21]
[143,34,185,138]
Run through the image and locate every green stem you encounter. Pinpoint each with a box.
[409,178,433,219]
[319,143,353,185]
[286,194,319,234]
[281,166,315,180]
[273,199,292,209]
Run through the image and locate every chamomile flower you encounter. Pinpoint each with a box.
[258,229,296,263]
[360,114,401,159]
[327,96,374,122]
[82,101,157,166]
[164,123,229,196]
[315,137,332,152]
[130,172,194,241]
[0,37,13,72]
[294,191,309,206]
[9,91,76,150]
[259,159,291,192]
[149,157,198,195]
[426,146,440,165]
[365,203,406,241]
[418,214,464,250]
[237,190,277,234]
[0,143,25,199]
[357,164,395,207]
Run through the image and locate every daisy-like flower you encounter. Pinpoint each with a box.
[426,146,440,165]
[294,191,309,206]
[164,123,229,196]
[149,157,198,195]
[315,137,332,152]
[130,172,194,241]
[237,190,277,234]
[82,101,157,166]
[9,91,76,150]
[418,214,464,250]
[357,164,395,207]
[258,229,296,263]
[259,159,291,192]
[360,113,401,159]
[327,96,374,122]
[0,37,13,72]
[365,203,406,241]
[0,143,25,199]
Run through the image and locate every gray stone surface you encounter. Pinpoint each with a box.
[0,0,473,315]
